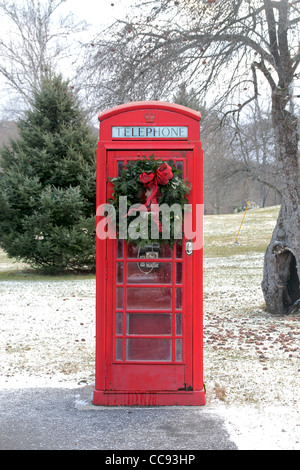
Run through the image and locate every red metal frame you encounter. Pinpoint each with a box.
[94,102,205,406]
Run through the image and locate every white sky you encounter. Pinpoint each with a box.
[0,0,136,118]
[0,1,298,118]
[60,0,134,32]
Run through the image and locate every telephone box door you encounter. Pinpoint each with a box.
[105,150,194,394]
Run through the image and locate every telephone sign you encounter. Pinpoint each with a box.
[112,126,188,138]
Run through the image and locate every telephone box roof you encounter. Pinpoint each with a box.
[98,101,201,122]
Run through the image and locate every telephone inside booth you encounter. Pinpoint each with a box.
[137,243,161,273]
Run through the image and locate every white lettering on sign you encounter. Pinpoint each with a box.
[112,126,188,139]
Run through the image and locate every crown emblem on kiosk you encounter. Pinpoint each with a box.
[144,111,156,123]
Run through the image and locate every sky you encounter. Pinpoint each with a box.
[0,0,299,119]
[60,0,134,32]
[0,0,136,119]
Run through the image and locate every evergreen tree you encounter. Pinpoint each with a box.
[0,75,97,273]
[172,83,201,112]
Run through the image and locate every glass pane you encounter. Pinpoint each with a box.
[127,313,172,335]
[176,243,182,258]
[117,161,124,177]
[116,338,123,361]
[175,339,182,361]
[175,288,182,309]
[116,313,123,335]
[126,338,172,361]
[117,263,123,283]
[127,243,139,258]
[160,244,172,258]
[176,263,182,284]
[127,243,172,259]
[127,262,172,284]
[117,239,123,258]
[116,287,123,309]
[175,314,182,335]
[176,161,183,178]
[127,287,172,310]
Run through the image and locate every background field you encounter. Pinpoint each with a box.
[0,205,299,449]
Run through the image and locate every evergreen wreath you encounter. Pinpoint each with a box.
[109,155,191,246]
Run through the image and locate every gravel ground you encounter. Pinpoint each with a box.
[0,251,299,450]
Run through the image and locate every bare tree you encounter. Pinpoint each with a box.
[245,102,278,207]
[85,0,300,315]
[226,103,281,206]
[0,0,86,115]
[172,83,280,211]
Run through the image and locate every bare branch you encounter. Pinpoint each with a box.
[0,0,87,114]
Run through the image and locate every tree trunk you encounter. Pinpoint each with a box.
[262,90,300,315]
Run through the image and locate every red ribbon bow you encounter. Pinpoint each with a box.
[140,162,173,207]
[125,162,173,232]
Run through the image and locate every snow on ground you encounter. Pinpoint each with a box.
[203,252,300,450]
[0,207,299,450]
[0,257,299,450]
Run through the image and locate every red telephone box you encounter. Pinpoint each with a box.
[94,101,205,406]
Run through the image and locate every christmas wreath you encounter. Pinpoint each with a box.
[109,155,191,246]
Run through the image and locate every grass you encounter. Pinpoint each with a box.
[0,205,280,280]
[203,205,279,258]
[0,253,95,281]
[0,270,95,281]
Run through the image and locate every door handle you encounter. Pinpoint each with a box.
[186,240,193,255]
